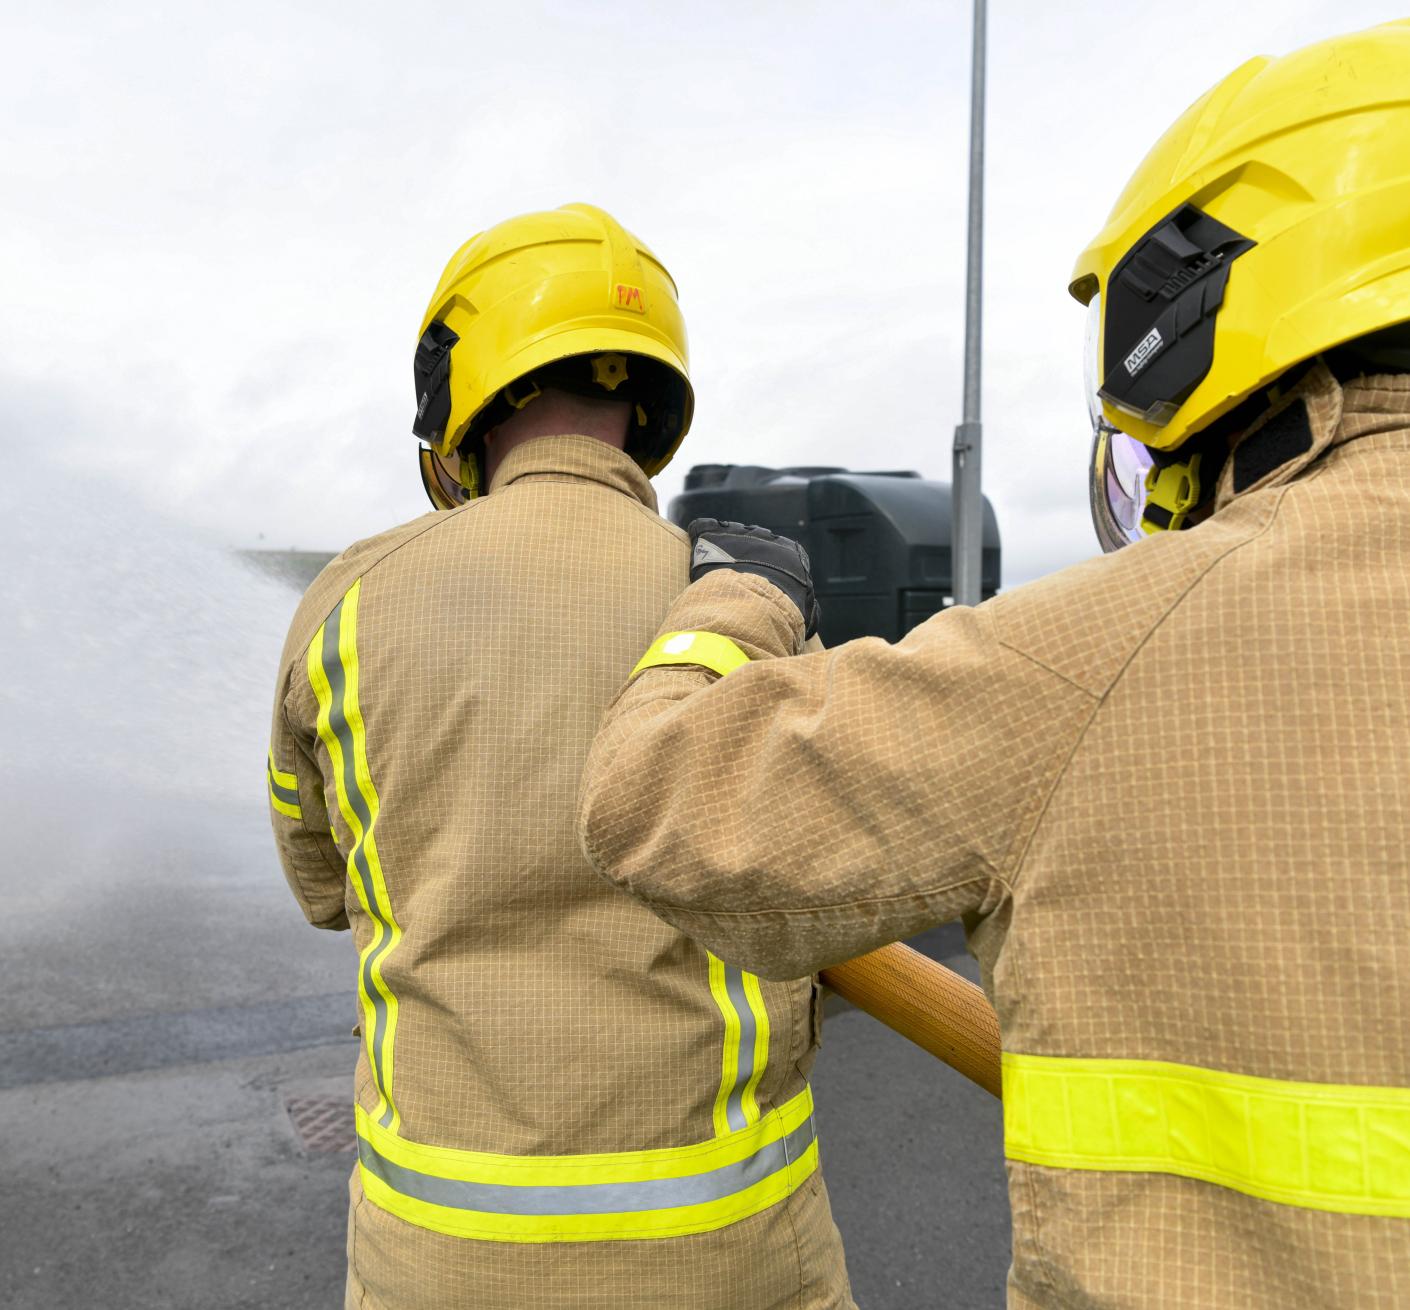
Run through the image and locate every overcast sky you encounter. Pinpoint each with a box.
[3,1,1401,587]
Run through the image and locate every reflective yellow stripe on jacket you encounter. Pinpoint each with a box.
[308,579,405,1134]
[309,614,814,1242]
[708,953,771,1136]
[357,1085,819,1242]
[1004,1052,1410,1217]
[358,940,809,1244]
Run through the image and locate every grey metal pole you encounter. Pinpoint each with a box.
[951,0,986,606]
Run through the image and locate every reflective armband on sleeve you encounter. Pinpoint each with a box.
[631,631,752,680]
[267,749,303,820]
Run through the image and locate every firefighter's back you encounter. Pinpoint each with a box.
[280,436,851,1310]
[988,376,1410,1308]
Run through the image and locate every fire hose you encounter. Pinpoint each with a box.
[818,943,1002,1098]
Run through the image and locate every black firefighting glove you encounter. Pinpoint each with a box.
[687,518,821,639]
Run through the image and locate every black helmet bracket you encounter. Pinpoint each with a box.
[411,322,460,446]
[1100,203,1255,427]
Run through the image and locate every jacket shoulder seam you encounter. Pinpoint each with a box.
[982,620,1101,875]
[287,503,483,673]
[627,496,690,548]
[992,638,1103,696]
[1004,488,1291,889]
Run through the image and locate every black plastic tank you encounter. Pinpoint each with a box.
[668,465,1001,647]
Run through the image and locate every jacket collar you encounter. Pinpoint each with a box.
[487,434,659,512]
[1212,363,1410,512]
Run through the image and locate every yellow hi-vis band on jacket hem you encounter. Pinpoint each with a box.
[631,631,751,680]
[267,749,303,820]
[1003,1052,1410,1217]
[355,1086,819,1242]
[308,578,405,1135]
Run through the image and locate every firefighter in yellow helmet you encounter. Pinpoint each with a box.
[579,25,1410,1308]
[267,204,854,1309]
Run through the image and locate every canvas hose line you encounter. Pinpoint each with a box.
[818,944,1003,1098]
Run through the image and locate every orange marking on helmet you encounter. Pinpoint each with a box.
[615,284,647,314]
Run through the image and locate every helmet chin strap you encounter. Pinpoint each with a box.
[1141,453,1202,535]
[1134,357,1322,537]
[457,449,481,500]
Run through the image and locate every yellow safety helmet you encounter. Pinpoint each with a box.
[1072,20,1410,550]
[412,203,693,508]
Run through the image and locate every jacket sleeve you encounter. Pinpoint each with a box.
[578,570,1097,980]
[268,655,349,931]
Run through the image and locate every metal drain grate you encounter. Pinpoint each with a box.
[286,1095,356,1153]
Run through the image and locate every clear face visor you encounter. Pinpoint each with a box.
[1086,293,1154,553]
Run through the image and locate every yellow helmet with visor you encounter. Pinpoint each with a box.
[1073,21,1410,551]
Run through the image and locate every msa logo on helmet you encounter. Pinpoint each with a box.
[1124,328,1164,378]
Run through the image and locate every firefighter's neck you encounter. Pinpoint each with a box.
[484,388,631,487]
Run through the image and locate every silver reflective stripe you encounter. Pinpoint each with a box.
[320,601,398,1128]
[359,1115,817,1217]
[266,763,301,808]
[722,965,756,1133]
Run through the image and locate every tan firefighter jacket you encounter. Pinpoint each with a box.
[267,436,853,1310]
[579,367,1410,1309]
